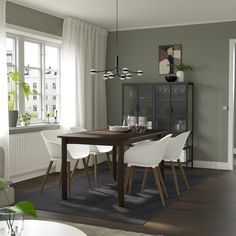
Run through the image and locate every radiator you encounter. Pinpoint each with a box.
[9,132,51,182]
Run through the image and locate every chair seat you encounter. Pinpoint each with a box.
[127,163,160,168]
[163,150,186,162]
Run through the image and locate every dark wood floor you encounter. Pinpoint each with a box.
[13,167,236,236]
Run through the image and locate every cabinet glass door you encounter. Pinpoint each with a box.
[123,85,138,125]
[171,84,187,133]
[138,85,153,128]
[155,85,171,131]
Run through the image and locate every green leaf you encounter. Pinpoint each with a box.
[8,72,21,83]
[32,89,38,95]
[0,180,7,189]
[9,201,37,218]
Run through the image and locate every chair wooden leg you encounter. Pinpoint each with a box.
[82,158,91,188]
[177,159,190,190]
[106,153,114,180]
[153,167,165,206]
[67,161,71,196]
[40,160,54,192]
[71,160,79,179]
[128,167,135,195]
[171,161,180,197]
[93,155,99,187]
[141,167,149,193]
[86,155,91,167]
[124,166,131,192]
[156,166,168,198]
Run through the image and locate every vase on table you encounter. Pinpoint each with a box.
[0,208,24,236]
[176,71,184,82]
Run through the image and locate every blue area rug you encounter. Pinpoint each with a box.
[16,167,206,224]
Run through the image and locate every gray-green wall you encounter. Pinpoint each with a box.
[5,2,234,163]
[6,2,63,36]
[106,22,236,163]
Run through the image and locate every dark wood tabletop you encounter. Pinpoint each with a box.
[58,129,167,207]
[58,129,166,145]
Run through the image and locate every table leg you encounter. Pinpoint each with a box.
[62,138,68,200]
[112,146,117,180]
[117,142,124,207]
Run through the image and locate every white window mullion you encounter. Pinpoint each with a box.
[18,36,25,113]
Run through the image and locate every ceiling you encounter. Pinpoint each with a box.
[10,0,236,31]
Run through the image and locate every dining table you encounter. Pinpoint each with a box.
[58,129,167,207]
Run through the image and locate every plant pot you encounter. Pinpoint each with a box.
[0,207,24,236]
[165,75,177,82]
[176,71,184,82]
[8,111,18,127]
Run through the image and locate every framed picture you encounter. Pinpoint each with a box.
[159,44,182,74]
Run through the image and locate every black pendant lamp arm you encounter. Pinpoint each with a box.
[90,0,143,80]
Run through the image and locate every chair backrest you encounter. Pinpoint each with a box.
[41,130,62,160]
[70,127,111,154]
[125,134,172,166]
[163,131,191,161]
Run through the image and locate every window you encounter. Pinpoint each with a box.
[33,105,37,111]
[6,33,61,122]
[33,82,37,89]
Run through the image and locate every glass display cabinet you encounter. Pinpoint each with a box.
[122,82,194,167]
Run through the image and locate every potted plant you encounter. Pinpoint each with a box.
[8,72,38,127]
[171,63,193,82]
[18,112,35,126]
[0,180,36,236]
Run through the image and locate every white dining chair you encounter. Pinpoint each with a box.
[124,134,172,206]
[41,129,91,193]
[163,131,191,197]
[70,127,113,187]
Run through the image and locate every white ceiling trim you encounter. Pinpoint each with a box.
[114,19,236,32]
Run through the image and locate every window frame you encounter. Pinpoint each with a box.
[6,27,62,124]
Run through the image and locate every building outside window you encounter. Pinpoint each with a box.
[33,82,37,89]
[33,105,37,111]
[6,33,61,123]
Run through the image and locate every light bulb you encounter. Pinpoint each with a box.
[126,73,132,79]
[103,74,109,80]
[90,69,96,75]
[137,70,143,76]
[108,73,115,79]
[122,68,129,74]
[120,74,126,80]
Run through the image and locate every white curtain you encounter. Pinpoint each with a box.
[61,17,108,130]
[0,0,9,178]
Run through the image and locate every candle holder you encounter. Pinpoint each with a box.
[54,110,58,123]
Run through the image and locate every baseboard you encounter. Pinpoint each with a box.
[10,166,56,183]
[193,160,229,170]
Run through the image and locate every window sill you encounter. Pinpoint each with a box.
[9,123,60,134]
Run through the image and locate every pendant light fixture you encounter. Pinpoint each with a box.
[90,0,143,80]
